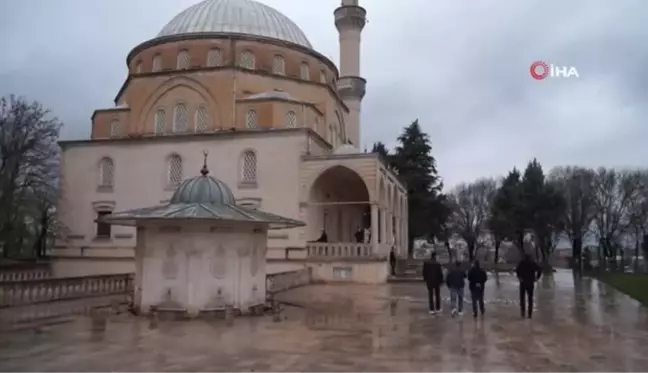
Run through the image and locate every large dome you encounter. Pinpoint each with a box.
[157,0,312,49]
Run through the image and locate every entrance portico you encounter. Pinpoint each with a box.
[300,151,407,260]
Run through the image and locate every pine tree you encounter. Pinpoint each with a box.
[391,120,444,255]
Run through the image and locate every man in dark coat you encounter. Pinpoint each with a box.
[515,254,542,319]
[445,261,467,317]
[389,247,397,276]
[467,260,488,318]
[422,252,444,315]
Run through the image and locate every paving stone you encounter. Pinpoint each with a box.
[0,271,646,371]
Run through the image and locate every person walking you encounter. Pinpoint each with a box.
[515,254,542,319]
[446,261,467,317]
[467,260,488,319]
[389,247,397,276]
[422,252,444,315]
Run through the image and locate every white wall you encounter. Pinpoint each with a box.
[57,131,307,254]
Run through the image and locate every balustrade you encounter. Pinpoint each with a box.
[0,273,134,308]
[0,269,51,282]
[306,242,373,259]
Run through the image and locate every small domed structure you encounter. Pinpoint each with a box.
[170,175,236,205]
[334,144,361,155]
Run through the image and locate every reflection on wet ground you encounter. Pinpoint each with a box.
[0,271,647,371]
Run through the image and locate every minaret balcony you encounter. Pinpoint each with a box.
[334,5,367,31]
[337,76,366,100]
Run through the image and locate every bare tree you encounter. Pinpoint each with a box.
[448,178,497,261]
[548,166,596,269]
[628,170,648,270]
[592,168,642,269]
[0,95,62,258]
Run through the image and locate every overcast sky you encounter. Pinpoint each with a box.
[1,0,646,188]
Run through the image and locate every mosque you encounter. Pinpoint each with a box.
[53,0,407,283]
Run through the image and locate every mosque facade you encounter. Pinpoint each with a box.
[54,0,407,283]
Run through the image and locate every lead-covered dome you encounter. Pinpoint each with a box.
[170,173,236,205]
[157,0,313,49]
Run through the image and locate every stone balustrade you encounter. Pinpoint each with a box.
[266,268,312,298]
[306,242,374,259]
[0,269,51,282]
[0,273,134,308]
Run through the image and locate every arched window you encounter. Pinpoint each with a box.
[135,61,142,74]
[173,103,188,132]
[239,50,255,70]
[207,48,222,67]
[273,55,285,75]
[109,119,120,137]
[285,110,297,128]
[336,110,346,143]
[240,150,257,183]
[300,62,310,80]
[98,157,114,187]
[245,109,258,129]
[195,106,208,132]
[152,54,162,72]
[176,50,190,70]
[154,109,166,135]
[168,154,183,185]
[319,68,326,83]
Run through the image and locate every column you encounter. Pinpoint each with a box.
[371,203,379,254]
[380,207,387,256]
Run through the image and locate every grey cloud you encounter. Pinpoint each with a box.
[1,0,646,188]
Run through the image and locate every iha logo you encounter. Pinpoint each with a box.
[530,61,579,80]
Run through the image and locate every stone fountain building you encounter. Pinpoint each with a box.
[53,0,407,284]
[101,157,304,316]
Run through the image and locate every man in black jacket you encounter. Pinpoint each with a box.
[422,252,444,315]
[467,260,488,318]
[515,254,542,319]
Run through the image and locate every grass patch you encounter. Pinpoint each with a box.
[597,272,648,307]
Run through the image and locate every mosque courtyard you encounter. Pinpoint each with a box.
[0,271,647,372]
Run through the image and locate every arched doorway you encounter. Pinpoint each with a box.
[307,165,371,245]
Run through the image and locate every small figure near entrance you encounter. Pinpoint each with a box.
[422,252,444,315]
[446,261,466,317]
[467,260,487,319]
[389,247,397,276]
[354,226,365,243]
[515,254,542,319]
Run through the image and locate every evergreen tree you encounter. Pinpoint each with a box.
[522,159,566,265]
[371,142,389,159]
[491,168,524,250]
[371,142,392,167]
[391,120,444,254]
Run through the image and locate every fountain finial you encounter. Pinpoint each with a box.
[200,150,209,176]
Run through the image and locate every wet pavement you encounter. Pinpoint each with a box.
[0,271,647,371]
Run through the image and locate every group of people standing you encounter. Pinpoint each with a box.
[422,253,543,319]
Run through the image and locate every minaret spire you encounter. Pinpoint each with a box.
[335,0,367,147]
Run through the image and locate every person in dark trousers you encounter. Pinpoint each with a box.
[515,254,542,319]
[422,252,444,315]
[467,260,488,318]
[389,247,397,276]
[446,261,467,317]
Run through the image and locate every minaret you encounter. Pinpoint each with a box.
[334,0,367,147]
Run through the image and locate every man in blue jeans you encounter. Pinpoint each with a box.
[445,261,467,317]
